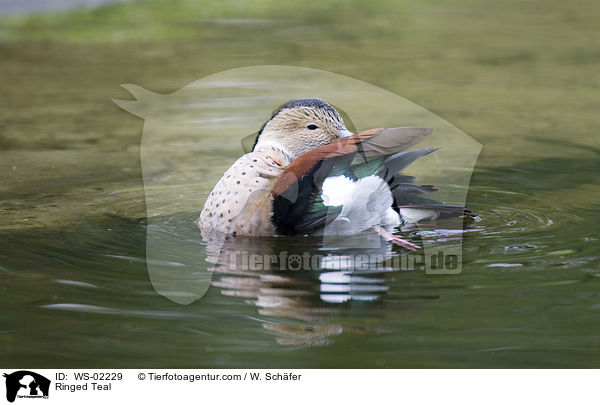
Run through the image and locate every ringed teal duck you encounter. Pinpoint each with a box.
[198,98,466,250]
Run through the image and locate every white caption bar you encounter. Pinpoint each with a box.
[1,369,598,405]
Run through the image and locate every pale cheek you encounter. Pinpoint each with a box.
[302,131,325,144]
[314,134,332,146]
[300,131,335,148]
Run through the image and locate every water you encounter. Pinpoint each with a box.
[2,0,600,367]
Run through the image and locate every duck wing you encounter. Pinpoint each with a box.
[271,127,433,235]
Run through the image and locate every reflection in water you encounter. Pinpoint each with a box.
[140,209,478,346]
[204,227,442,346]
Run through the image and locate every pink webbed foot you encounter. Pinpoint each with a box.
[388,234,420,251]
[373,226,420,251]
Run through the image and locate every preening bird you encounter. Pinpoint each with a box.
[198,98,468,250]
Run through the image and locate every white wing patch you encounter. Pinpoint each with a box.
[322,175,355,207]
[321,175,400,235]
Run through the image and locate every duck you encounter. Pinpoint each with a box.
[198,98,468,250]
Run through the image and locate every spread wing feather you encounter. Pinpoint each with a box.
[271,127,443,235]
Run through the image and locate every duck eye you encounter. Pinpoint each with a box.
[307,124,318,130]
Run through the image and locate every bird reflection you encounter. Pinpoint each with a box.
[203,228,410,346]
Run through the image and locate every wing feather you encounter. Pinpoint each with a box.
[271,127,434,235]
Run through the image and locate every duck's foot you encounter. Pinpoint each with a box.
[373,226,420,251]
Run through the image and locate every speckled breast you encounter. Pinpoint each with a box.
[198,150,287,236]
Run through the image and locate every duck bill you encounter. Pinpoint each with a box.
[338,128,354,138]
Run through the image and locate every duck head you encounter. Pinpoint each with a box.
[253,98,353,161]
